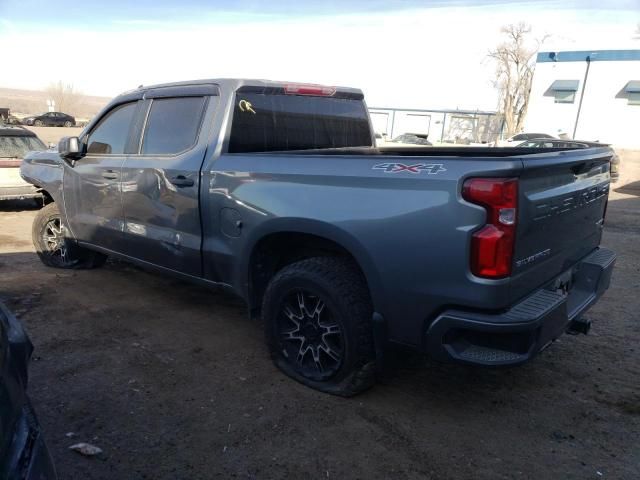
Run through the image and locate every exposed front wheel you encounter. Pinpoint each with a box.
[262,257,376,396]
[34,120,43,127]
[32,203,107,269]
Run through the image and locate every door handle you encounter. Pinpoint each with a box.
[102,170,118,180]
[169,175,195,187]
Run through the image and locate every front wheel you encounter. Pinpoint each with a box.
[34,120,43,127]
[63,121,72,127]
[32,203,107,269]
[262,257,376,396]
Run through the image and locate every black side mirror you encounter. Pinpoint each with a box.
[58,136,83,162]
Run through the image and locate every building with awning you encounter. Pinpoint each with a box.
[525,49,640,148]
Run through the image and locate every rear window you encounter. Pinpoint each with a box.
[228,93,372,153]
[142,97,206,155]
[0,135,46,158]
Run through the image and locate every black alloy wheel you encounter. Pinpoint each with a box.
[276,289,345,381]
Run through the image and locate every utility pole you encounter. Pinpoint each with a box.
[572,55,591,139]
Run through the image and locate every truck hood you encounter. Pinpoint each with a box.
[23,150,61,163]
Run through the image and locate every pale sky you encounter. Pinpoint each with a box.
[0,0,638,111]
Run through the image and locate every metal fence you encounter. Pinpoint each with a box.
[368,107,504,144]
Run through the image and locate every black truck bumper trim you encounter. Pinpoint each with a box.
[425,247,616,366]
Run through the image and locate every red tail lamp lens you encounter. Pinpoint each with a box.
[462,178,518,278]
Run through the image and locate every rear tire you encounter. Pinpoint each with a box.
[32,203,107,269]
[262,256,376,396]
[64,121,72,127]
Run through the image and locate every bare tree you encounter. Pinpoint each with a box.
[46,81,83,114]
[488,23,542,137]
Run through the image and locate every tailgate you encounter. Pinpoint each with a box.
[510,148,612,302]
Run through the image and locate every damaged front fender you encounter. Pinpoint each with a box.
[20,151,65,204]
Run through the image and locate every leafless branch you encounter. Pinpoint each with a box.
[46,81,84,115]
[487,22,541,137]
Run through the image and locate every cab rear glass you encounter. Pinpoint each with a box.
[228,93,372,153]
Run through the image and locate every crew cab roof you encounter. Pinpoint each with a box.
[0,125,36,137]
[81,79,366,136]
[118,78,364,100]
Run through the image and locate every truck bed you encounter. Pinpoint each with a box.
[262,145,613,157]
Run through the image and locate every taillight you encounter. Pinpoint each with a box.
[462,178,518,279]
[284,84,337,96]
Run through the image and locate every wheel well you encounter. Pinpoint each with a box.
[248,232,369,316]
[39,189,54,205]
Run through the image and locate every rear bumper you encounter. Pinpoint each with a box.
[425,247,616,366]
[0,185,41,201]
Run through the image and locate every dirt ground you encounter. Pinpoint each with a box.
[1,187,639,480]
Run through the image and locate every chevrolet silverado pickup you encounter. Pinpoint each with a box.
[20,79,616,395]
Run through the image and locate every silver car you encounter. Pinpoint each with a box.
[0,125,47,201]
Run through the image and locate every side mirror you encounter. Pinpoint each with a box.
[58,136,83,161]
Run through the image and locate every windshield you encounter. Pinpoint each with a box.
[0,135,47,158]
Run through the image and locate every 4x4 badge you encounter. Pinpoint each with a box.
[373,163,446,174]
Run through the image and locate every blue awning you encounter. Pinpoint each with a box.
[624,81,640,93]
[550,80,580,91]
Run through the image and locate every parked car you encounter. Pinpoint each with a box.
[6,115,22,125]
[21,79,616,396]
[1,108,21,125]
[0,302,57,479]
[21,112,75,128]
[516,138,621,182]
[0,125,47,201]
[494,132,555,147]
[389,132,432,146]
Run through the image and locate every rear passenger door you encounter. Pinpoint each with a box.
[120,87,217,277]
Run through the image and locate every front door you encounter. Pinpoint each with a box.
[43,113,56,126]
[119,94,214,277]
[62,101,140,252]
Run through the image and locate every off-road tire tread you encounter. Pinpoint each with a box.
[262,256,376,396]
[32,202,107,269]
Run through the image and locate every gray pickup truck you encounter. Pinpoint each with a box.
[21,79,616,395]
